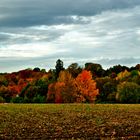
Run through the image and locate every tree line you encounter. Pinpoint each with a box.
[0,59,140,103]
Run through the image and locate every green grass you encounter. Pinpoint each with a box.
[0,104,140,139]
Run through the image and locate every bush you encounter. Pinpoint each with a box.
[11,97,24,103]
[32,95,46,103]
[116,82,140,103]
[0,96,5,103]
[23,96,30,103]
[107,92,116,103]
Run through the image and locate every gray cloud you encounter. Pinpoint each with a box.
[0,0,140,27]
[0,0,140,72]
[0,32,12,42]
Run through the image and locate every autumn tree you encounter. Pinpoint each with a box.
[0,75,8,86]
[47,83,56,103]
[0,85,12,102]
[75,70,99,103]
[135,64,140,71]
[47,82,65,103]
[57,70,77,103]
[116,70,130,81]
[17,79,28,94]
[47,71,77,103]
[18,69,32,79]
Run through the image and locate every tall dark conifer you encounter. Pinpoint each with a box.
[55,59,64,79]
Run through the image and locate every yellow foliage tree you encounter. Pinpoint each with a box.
[57,71,77,103]
[116,70,130,81]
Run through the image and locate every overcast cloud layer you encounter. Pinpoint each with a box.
[0,0,140,72]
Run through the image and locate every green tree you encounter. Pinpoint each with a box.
[85,63,104,77]
[67,63,82,78]
[131,70,139,77]
[96,77,117,103]
[116,82,140,103]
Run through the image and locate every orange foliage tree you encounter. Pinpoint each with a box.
[47,71,77,103]
[47,82,65,103]
[75,70,99,103]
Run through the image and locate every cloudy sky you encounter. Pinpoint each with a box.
[0,0,140,72]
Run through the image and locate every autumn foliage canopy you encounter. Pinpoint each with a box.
[0,60,140,104]
[47,70,99,103]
